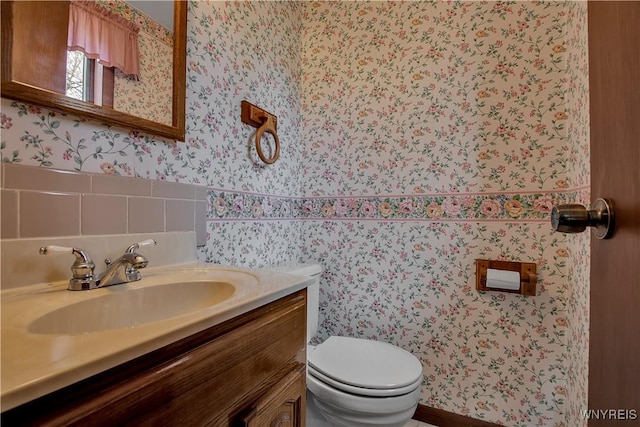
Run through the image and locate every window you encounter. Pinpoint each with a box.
[65,51,114,107]
[64,0,139,108]
[66,50,88,101]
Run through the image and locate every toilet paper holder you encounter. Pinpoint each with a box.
[475,259,537,296]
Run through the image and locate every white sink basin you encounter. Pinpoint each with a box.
[28,280,236,334]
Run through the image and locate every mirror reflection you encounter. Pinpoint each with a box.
[1,0,185,140]
[64,0,175,126]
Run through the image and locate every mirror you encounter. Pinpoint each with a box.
[1,0,186,141]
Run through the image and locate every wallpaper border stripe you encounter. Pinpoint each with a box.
[207,189,583,222]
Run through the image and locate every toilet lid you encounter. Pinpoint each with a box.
[308,336,422,391]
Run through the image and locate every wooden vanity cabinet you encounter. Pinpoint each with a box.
[1,290,307,427]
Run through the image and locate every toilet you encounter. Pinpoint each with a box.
[283,263,423,427]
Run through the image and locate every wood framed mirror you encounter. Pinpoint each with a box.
[1,0,186,141]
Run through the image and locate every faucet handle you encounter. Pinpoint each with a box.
[125,239,157,253]
[105,239,155,268]
[39,245,75,255]
[39,246,96,290]
[39,246,95,276]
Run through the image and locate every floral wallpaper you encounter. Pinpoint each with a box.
[99,0,174,125]
[563,2,590,426]
[0,99,151,174]
[301,1,570,196]
[182,0,304,195]
[202,220,302,268]
[1,1,593,426]
[300,1,581,426]
[114,32,173,126]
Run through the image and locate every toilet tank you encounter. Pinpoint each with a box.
[280,263,322,343]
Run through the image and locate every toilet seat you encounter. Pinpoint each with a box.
[308,365,422,397]
[308,336,422,397]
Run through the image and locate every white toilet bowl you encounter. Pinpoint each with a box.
[280,263,423,427]
[308,377,421,427]
[307,336,422,427]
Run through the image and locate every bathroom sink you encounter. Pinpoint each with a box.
[28,280,236,334]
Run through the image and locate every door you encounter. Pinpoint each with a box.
[588,2,640,425]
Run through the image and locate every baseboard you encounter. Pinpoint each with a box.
[413,404,504,427]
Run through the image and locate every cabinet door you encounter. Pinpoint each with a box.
[236,366,306,427]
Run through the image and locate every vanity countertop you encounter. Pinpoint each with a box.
[1,262,312,411]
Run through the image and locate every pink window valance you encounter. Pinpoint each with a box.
[67,0,140,77]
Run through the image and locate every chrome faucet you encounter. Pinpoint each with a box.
[94,252,149,288]
[39,239,156,291]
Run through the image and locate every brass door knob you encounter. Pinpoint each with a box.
[551,198,614,239]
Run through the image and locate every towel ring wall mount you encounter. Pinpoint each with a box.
[241,100,280,165]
